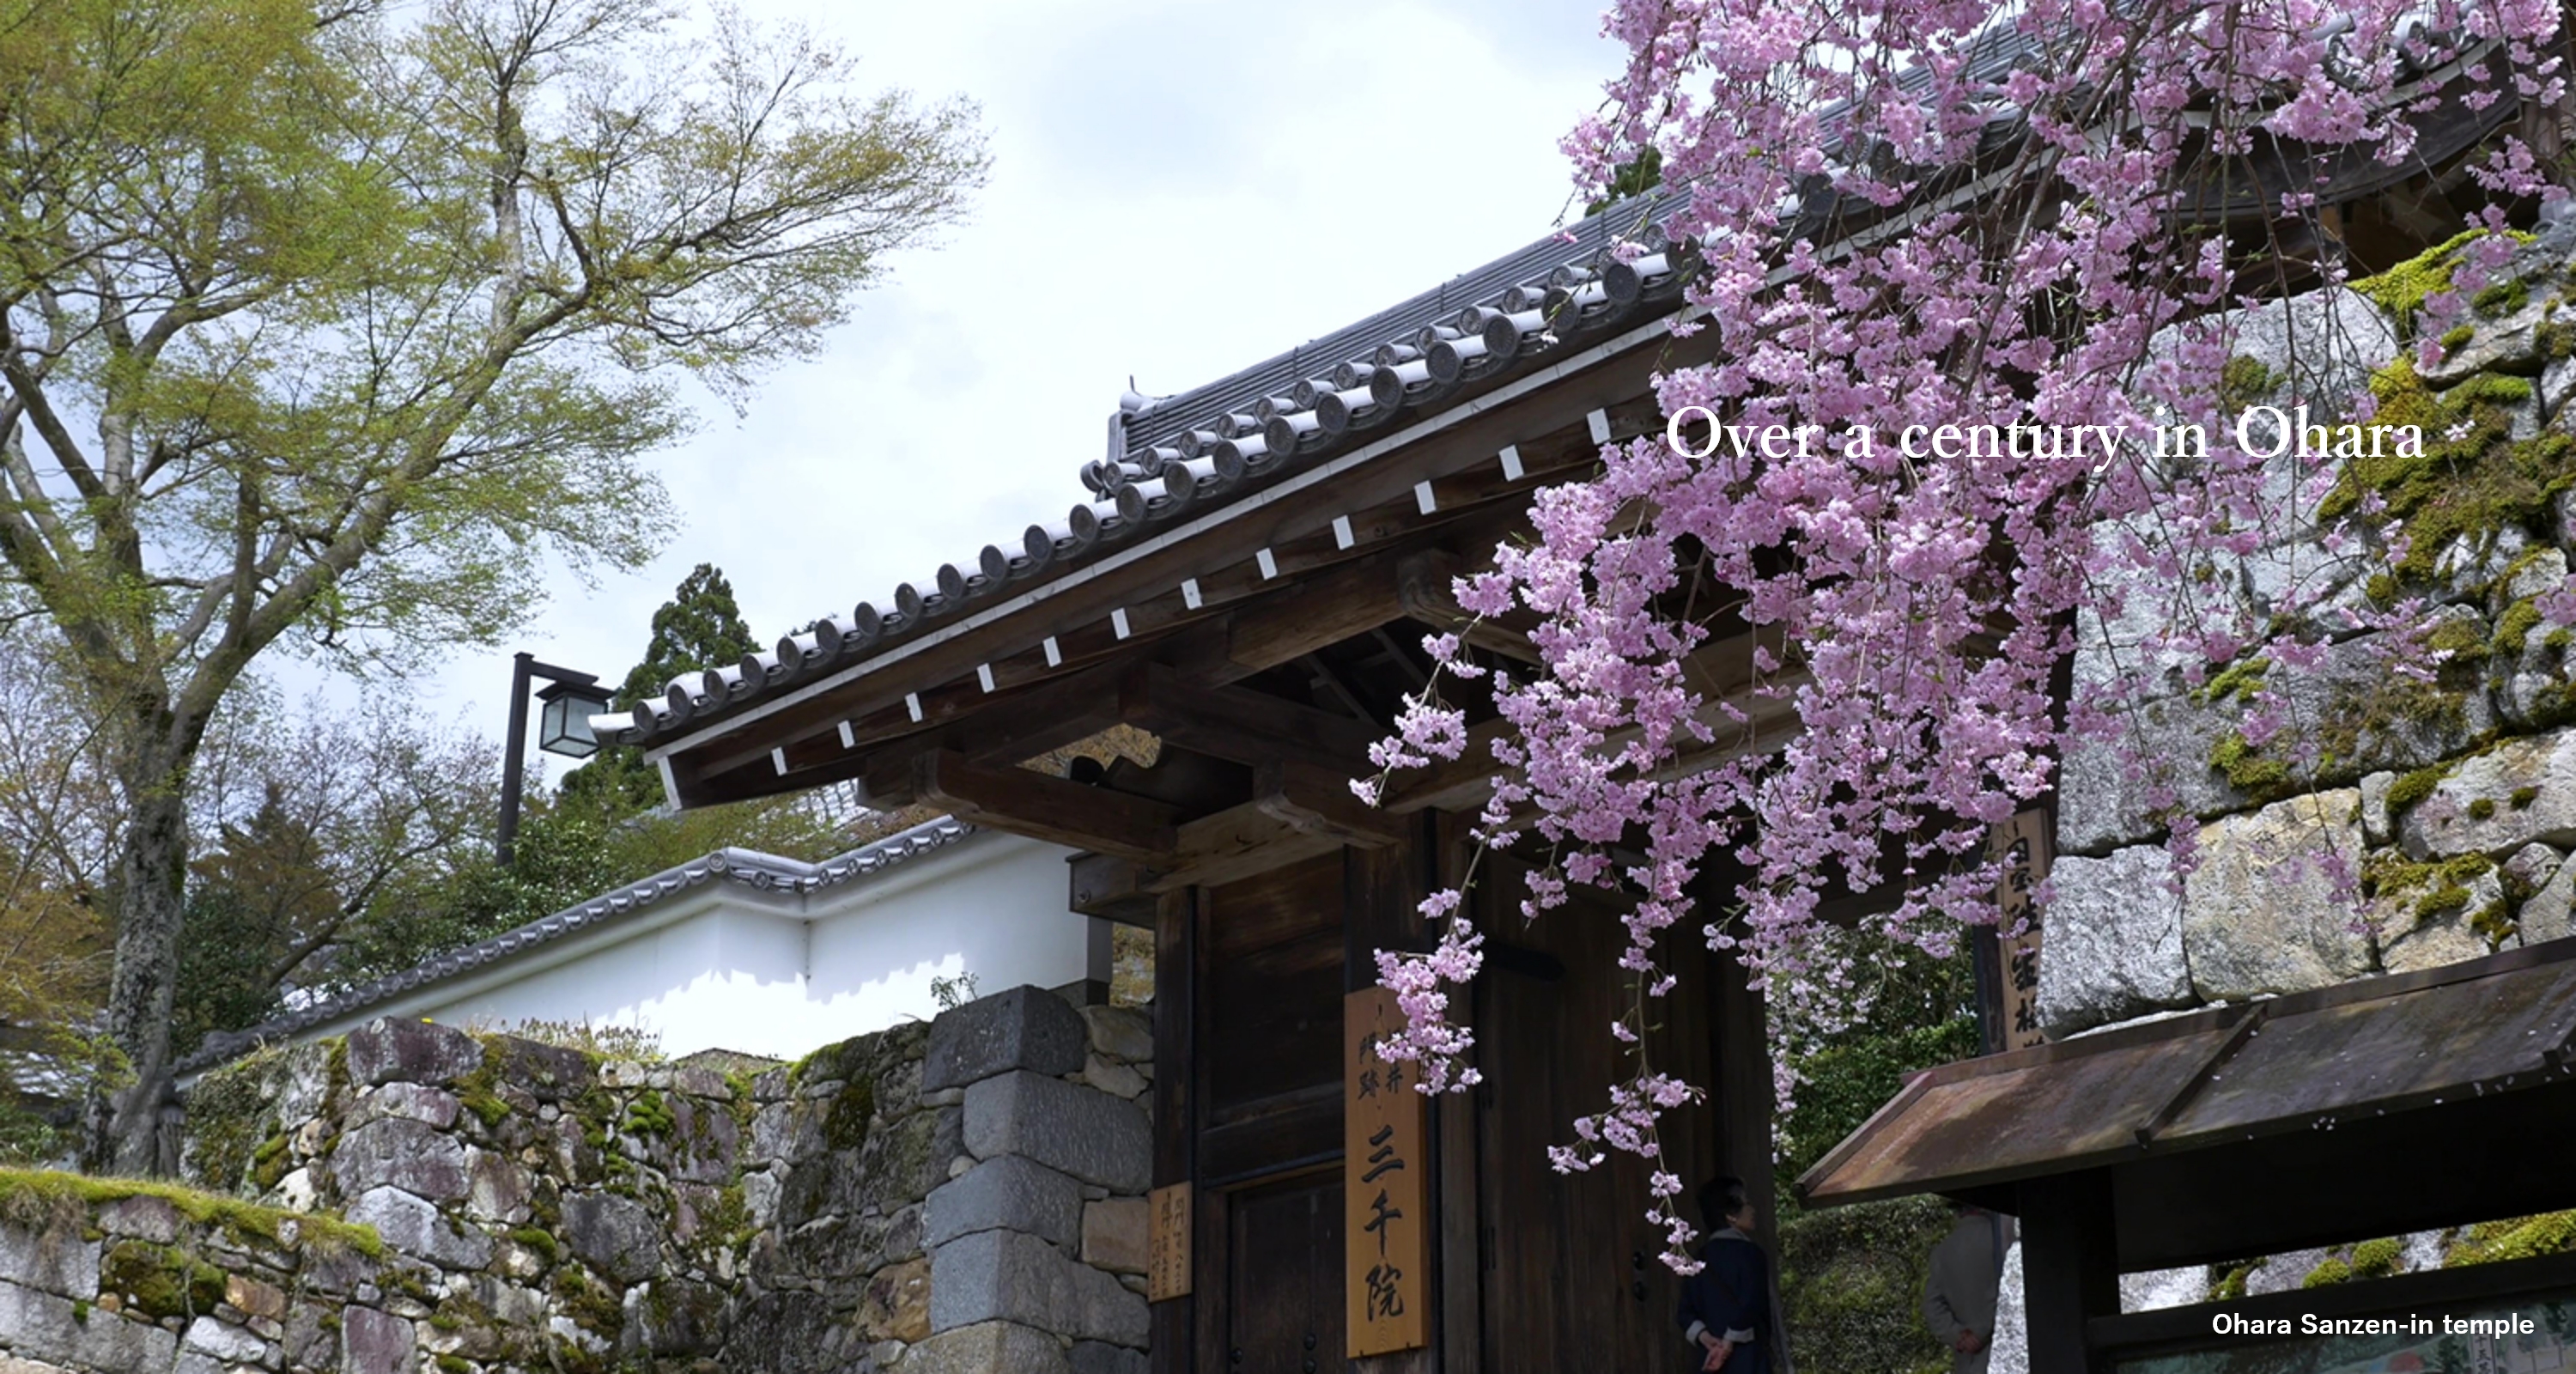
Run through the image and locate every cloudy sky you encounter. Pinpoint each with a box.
[406,1,1623,781]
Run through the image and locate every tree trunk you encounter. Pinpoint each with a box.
[85,751,191,1176]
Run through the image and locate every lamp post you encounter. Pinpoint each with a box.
[497,652,614,865]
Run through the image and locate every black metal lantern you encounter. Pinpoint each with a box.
[536,678,615,758]
[496,653,608,864]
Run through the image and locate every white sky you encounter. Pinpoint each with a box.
[392,0,1623,782]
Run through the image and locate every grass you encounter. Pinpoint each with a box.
[0,1167,382,1257]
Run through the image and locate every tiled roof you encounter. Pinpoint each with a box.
[178,815,976,1073]
[598,18,2505,761]
[592,189,1697,751]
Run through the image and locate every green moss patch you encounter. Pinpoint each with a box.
[102,1239,228,1319]
[2350,229,2491,333]
[2361,852,2496,926]
[2320,357,2576,589]
[2194,656,2271,706]
[622,1088,675,1140]
[823,1077,876,1152]
[1778,1195,1956,1374]
[2447,1210,2576,1266]
[0,1168,381,1258]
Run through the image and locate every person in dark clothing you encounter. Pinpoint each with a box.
[1677,1176,1778,1373]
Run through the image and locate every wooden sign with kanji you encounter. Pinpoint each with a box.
[1345,987,1430,1356]
[1990,808,2051,1050]
[1146,1182,1192,1302]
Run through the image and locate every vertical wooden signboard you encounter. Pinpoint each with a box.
[1346,987,1430,1357]
[1146,1182,1192,1302]
[1988,808,2051,1051]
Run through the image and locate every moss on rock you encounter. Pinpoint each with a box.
[2350,229,2491,332]
[0,1167,380,1257]
[1778,1195,1956,1374]
[102,1238,228,1319]
[2320,357,2576,589]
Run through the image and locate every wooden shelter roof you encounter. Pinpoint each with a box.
[1798,937,2576,1269]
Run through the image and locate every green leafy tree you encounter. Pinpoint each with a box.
[559,562,759,818]
[325,787,846,988]
[0,0,987,1170]
[170,784,335,1054]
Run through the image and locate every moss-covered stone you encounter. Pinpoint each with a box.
[2350,229,2491,333]
[550,1265,625,1339]
[2447,1210,2576,1265]
[2211,731,2295,799]
[1778,1195,1955,1374]
[186,1046,292,1192]
[2474,277,2531,315]
[2361,851,2496,920]
[823,1077,877,1153]
[102,1238,228,1319]
[2496,597,2547,659]
[2321,356,2576,590]
[2195,655,2271,706]
[2302,1255,2354,1287]
[0,1168,381,1257]
[623,1088,676,1140]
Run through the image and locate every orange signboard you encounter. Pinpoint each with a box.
[1345,987,1430,1356]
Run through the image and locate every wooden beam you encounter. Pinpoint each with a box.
[1121,663,1381,773]
[1151,887,1196,1374]
[2021,1170,2120,1374]
[1222,549,1412,677]
[1397,549,1543,665]
[1149,803,1344,893]
[1069,851,1158,927]
[1144,759,1401,891]
[1255,758,1402,848]
[913,750,1179,864]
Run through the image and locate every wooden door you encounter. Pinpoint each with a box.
[1194,853,1351,1374]
[1476,861,1720,1374]
[1224,1172,1346,1374]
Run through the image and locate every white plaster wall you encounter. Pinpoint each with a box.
[803,830,1090,1039]
[369,830,1089,1061]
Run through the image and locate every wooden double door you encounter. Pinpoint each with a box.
[1165,843,1740,1374]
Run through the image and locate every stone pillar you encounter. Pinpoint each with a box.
[913,986,1156,1374]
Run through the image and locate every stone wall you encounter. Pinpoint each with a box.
[0,982,1153,1373]
[0,1171,410,1374]
[1981,225,2576,1373]
[2044,222,2576,1039]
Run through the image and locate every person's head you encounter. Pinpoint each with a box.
[1699,1176,1754,1232]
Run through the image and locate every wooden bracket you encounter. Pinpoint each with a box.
[1254,758,1401,848]
[1396,549,1543,665]
[1121,662,1380,773]
[913,750,1178,864]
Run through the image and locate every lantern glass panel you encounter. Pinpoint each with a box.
[538,684,611,758]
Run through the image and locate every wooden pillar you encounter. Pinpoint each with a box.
[1710,941,1779,1256]
[1151,888,1197,1374]
[1432,815,1480,1374]
[2020,1172,2119,1374]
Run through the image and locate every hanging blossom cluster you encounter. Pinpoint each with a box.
[1360,0,2569,1269]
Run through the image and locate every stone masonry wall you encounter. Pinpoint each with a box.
[0,1171,416,1374]
[0,982,1153,1374]
[1984,221,2576,1373]
[2044,220,2576,1039]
